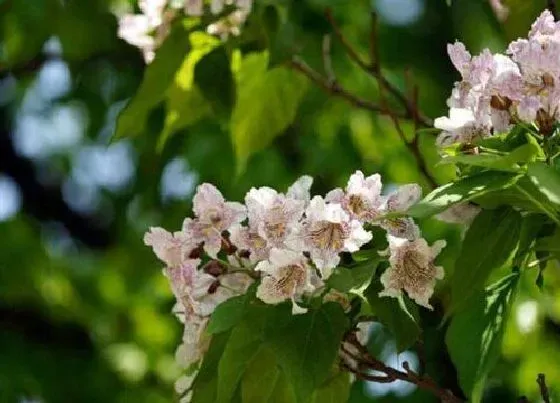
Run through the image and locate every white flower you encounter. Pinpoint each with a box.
[175,373,196,394]
[117,0,167,62]
[326,171,383,222]
[184,183,246,258]
[379,184,421,241]
[245,186,305,249]
[184,0,203,16]
[379,235,446,309]
[144,227,195,268]
[286,175,314,205]
[290,196,372,277]
[255,248,320,314]
[434,108,482,147]
[175,317,211,368]
[229,224,270,262]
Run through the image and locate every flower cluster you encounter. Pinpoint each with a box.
[144,171,448,389]
[435,10,560,146]
[118,0,253,62]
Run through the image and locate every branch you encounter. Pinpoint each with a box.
[290,8,439,189]
[537,373,551,403]
[324,8,432,128]
[341,333,463,402]
[289,57,407,118]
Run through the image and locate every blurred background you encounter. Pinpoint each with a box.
[0,0,559,402]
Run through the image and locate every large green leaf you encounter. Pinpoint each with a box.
[310,370,351,403]
[446,273,519,402]
[114,21,191,139]
[216,313,265,403]
[528,162,560,207]
[191,331,231,403]
[194,45,236,117]
[158,32,221,148]
[407,171,520,218]
[364,279,420,352]
[241,346,289,403]
[206,292,252,335]
[240,345,298,403]
[450,207,521,311]
[231,52,308,173]
[265,303,349,403]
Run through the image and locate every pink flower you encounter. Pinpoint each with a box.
[379,236,446,309]
[379,184,422,240]
[183,183,246,258]
[325,171,383,223]
[144,227,195,268]
[288,196,372,278]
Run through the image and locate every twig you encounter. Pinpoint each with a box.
[342,333,463,402]
[548,0,559,21]
[324,8,432,127]
[322,35,336,83]
[289,57,406,118]
[290,9,439,189]
[537,373,551,403]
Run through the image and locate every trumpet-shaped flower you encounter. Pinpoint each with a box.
[255,248,319,314]
[183,183,246,258]
[289,196,372,277]
[379,235,446,309]
[326,171,383,223]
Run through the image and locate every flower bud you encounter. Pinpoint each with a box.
[204,260,225,277]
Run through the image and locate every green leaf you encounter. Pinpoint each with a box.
[265,303,349,403]
[194,45,236,117]
[407,171,520,218]
[207,291,253,334]
[364,279,420,352]
[191,331,231,403]
[450,207,521,311]
[513,214,548,266]
[328,260,379,293]
[446,273,519,402]
[114,21,191,139]
[310,370,351,403]
[535,227,560,259]
[438,154,521,172]
[159,32,221,148]
[216,314,265,403]
[241,346,287,403]
[528,162,560,207]
[231,52,308,173]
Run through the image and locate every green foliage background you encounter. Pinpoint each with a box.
[1,0,559,402]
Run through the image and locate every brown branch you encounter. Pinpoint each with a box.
[289,57,407,118]
[342,333,463,403]
[324,8,432,128]
[290,8,439,189]
[537,373,551,403]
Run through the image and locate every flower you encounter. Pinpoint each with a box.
[323,289,351,311]
[117,0,167,62]
[379,184,422,241]
[229,224,270,262]
[326,171,383,222]
[255,248,320,314]
[175,316,211,368]
[183,183,246,258]
[434,108,480,147]
[379,235,446,309]
[286,175,314,205]
[290,196,372,277]
[144,227,195,268]
[245,185,305,248]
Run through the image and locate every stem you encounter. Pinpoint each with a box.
[341,333,464,402]
[537,373,551,403]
